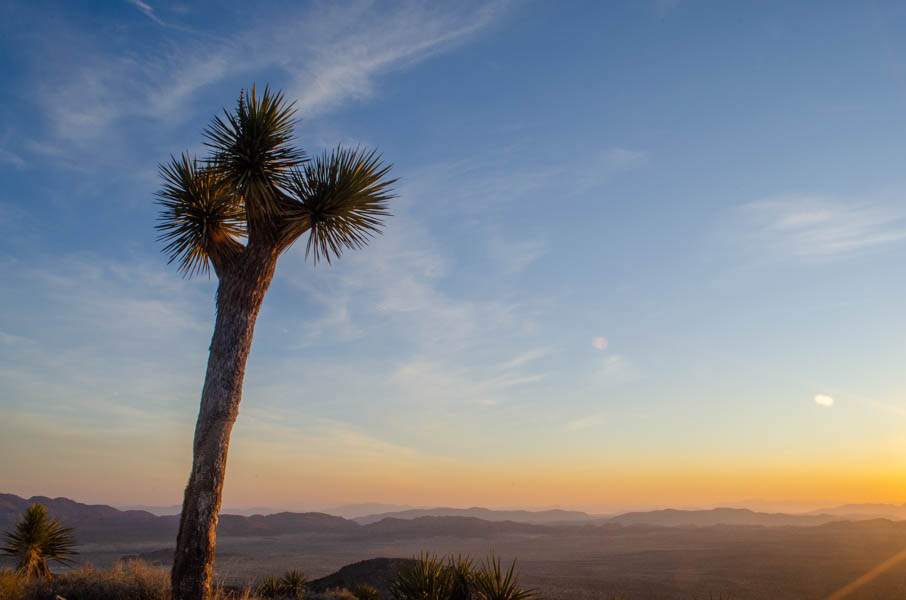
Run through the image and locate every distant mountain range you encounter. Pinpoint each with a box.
[0,494,546,544]
[353,506,596,525]
[347,504,906,527]
[118,502,419,518]
[608,507,838,527]
[118,504,283,517]
[324,503,420,519]
[3,493,904,546]
[808,503,906,520]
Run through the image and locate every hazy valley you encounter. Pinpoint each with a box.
[4,494,906,599]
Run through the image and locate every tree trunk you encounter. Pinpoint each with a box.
[171,247,278,600]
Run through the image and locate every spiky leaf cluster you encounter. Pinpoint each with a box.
[279,569,308,597]
[204,86,305,223]
[390,553,453,600]
[448,554,474,600]
[155,86,395,277]
[2,503,77,579]
[353,583,381,600]
[156,154,245,276]
[471,557,534,600]
[284,147,395,263]
[257,575,282,599]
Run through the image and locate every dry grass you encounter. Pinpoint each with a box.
[0,570,26,600]
[0,561,265,600]
[23,561,169,600]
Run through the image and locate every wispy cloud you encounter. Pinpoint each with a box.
[486,236,546,274]
[125,0,166,26]
[280,199,531,354]
[0,254,213,429]
[288,2,509,116]
[734,195,906,258]
[499,347,555,370]
[604,147,646,170]
[593,354,642,387]
[0,148,25,169]
[576,147,647,191]
[24,1,509,166]
[561,412,606,432]
[238,409,418,461]
[273,178,550,413]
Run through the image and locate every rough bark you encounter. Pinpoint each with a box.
[171,244,279,600]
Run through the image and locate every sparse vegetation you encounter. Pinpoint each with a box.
[448,555,474,600]
[471,556,534,600]
[0,557,752,600]
[24,560,169,600]
[1,504,76,579]
[352,583,381,600]
[257,575,283,599]
[280,569,308,598]
[0,561,272,600]
[0,570,26,600]
[388,554,533,600]
[389,553,453,600]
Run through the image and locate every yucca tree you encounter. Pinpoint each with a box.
[157,85,395,600]
[2,503,77,578]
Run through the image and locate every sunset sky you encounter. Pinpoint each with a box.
[1,1,905,513]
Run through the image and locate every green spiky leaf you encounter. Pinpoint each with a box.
[2,503,77,579]
[155,153,245,277]
[204,85,305,224]
[472,556,534,600]
[283,146,395,263]
[279,569,307,596]
[390,553,453,600]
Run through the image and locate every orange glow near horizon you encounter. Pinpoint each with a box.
[4,453,904,512]
[2,410,903,511]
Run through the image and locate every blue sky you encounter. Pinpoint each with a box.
[1,0,906,512]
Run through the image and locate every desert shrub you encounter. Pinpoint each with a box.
[471,556,533,600]
[280,570,307,598]
[2,504,77,579]
[213,582,263,600]
[257,575,283,599]
[447,555,473,600]
[389,553,452,600]
[352,582,380,600]
[25,560,170,600]
[0,569,26,600]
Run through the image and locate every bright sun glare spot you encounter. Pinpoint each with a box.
[592,336,608,350]
[814,394,834,407]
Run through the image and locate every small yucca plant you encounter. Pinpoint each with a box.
[2,503,77,578]
[280,570,308,598]
[389,553,453,600]
[258,575,283,599]
[352,582,380,600]
[471,556,534,600]
[447,555,474,600]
